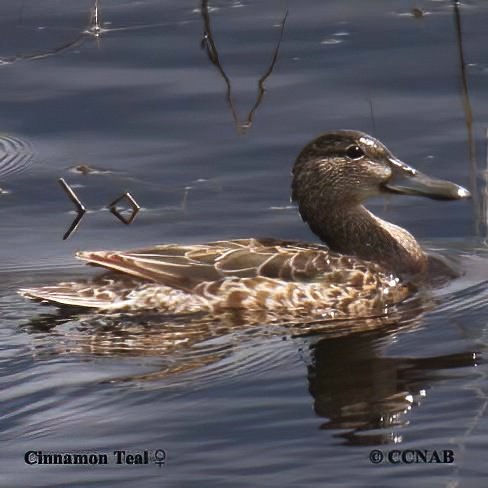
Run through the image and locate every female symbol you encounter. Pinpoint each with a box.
[153,449,166,468]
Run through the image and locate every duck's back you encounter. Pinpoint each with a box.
[20,238,411,317]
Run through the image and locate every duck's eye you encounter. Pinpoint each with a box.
[345,145,364,160]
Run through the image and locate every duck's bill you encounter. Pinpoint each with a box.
[383,157,471,200]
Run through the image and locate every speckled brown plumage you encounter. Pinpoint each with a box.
[19,130,470,318]
[20,238,411,318]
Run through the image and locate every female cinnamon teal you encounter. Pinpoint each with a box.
[20,130,470,319]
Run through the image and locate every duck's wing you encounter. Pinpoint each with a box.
[20,239,408,312]
[76,238,377,292]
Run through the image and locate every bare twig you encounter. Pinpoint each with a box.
[58,178,86,240]
[108,191,141,225]
[200,0,288,133]
[59,178,86,213]
[453,0,481,235]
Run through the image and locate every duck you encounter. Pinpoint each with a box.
[19,130,470,319]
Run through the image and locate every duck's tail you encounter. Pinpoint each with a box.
[18,275,144,310]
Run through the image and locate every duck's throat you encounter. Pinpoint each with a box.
[304,204,427,276]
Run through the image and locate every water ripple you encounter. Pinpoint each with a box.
[0,134,36,179]
[17,309,300,389]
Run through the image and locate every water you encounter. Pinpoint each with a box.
[1,0,488,486]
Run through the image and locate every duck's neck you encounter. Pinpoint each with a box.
[304,204,427,276]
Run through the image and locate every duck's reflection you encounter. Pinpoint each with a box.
[22,304,479,444]
[307,331,479,445]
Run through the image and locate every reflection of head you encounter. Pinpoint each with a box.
[307,331,478,446]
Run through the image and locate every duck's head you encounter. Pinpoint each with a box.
[291,130,470,275]
[292,130,470,207]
